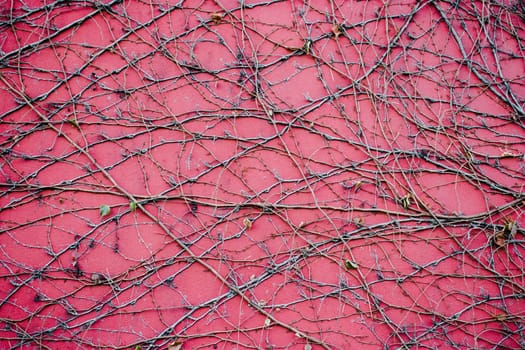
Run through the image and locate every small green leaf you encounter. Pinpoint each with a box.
[400,193,412,209]
[302,39,312,55]
[99,205,111,217]
[135,346,142,350]
[129,201,137,211]
[345,260,358,270]
[67,118,80,129]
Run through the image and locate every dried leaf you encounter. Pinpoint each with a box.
[492,231,506,247]
[305,344,312,350]
[492,313,507,321]
[168,341,183,350]
[243,217,253,230]
[493,219,518,247]
[210,13,223,24]
[500,150,518,157]
[504,219,518,239]
[99,205,111,217]
[91,273,107,285]
[332,24,343,38]
[353,217,364,227]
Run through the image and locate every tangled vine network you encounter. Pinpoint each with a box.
[0,0,524,349]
